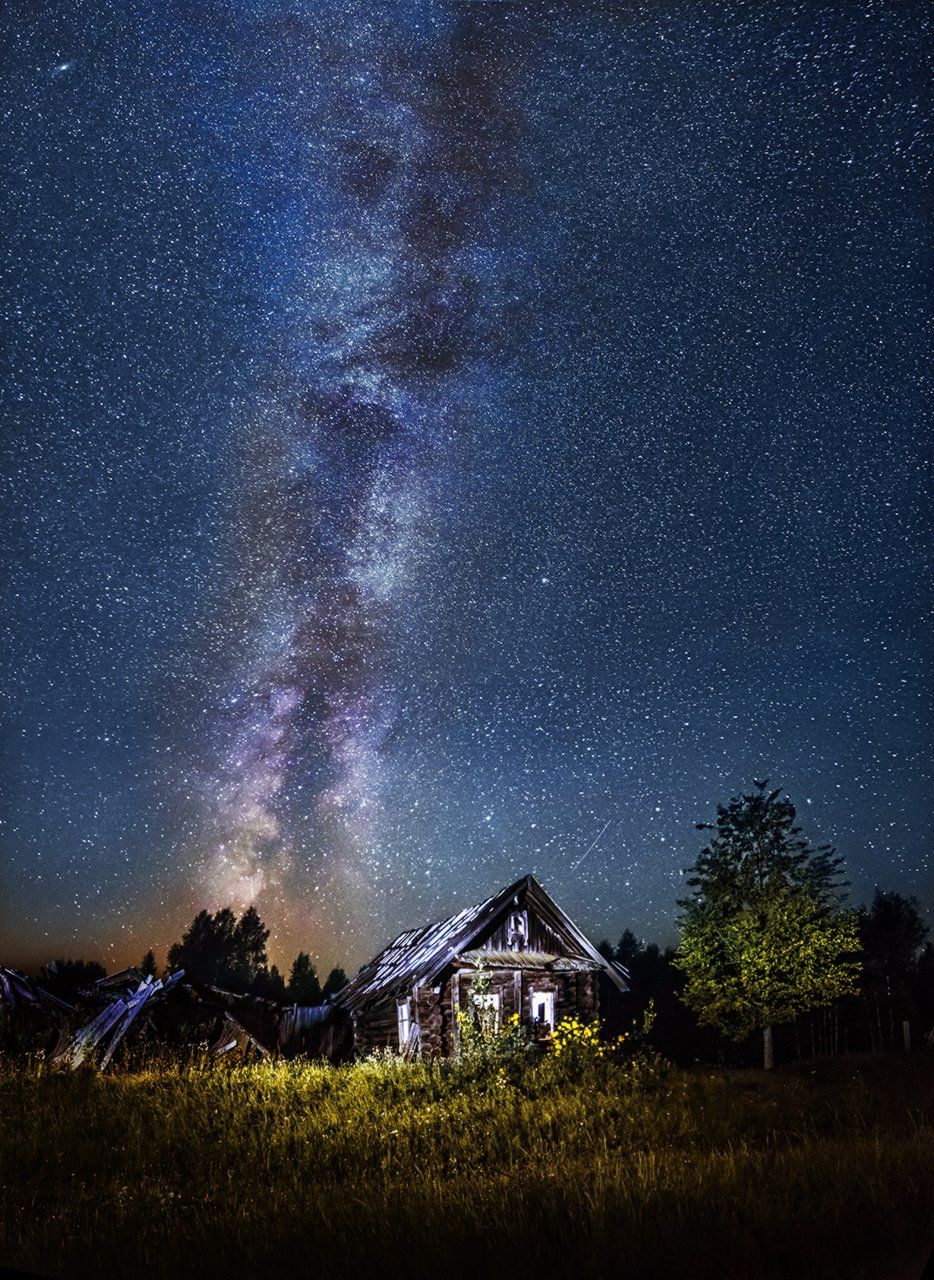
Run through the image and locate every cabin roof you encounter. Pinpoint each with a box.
[337,874,628,1014]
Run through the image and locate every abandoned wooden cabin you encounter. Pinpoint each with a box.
[337,874,629,1058]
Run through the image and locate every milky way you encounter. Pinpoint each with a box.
[1,1,930,973]
[202,7,529,943]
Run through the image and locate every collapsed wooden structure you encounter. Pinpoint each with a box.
[30,966,353,1070]
[0,965,74,1016]
[51,971,187,1069]
[337,874,629,1058]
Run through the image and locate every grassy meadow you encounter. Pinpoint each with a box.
[0,1051,931,1280]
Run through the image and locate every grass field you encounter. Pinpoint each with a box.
[0,1051,931,1280]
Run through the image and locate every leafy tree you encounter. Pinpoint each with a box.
[674,781,860,1068]
[287,952,322,1005]
[322,967,348,1000]
[140,949,158,979]
[39,959,106,1000]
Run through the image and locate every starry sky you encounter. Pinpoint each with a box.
[1,1,930,976]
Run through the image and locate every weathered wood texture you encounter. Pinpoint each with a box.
[416,988,443,1058]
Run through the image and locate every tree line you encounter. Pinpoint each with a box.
[40,907,347,1008]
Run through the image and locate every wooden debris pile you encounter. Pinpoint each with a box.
[52,971,186,1070]
[0,965,74,1015]
[2,959,353,1069]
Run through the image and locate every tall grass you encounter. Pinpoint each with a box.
[0,1052,930,1279]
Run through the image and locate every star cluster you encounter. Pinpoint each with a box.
[1,1,929,973]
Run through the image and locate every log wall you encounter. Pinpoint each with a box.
[354,969,601,1059]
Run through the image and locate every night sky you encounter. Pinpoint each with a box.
[2,1,930,976]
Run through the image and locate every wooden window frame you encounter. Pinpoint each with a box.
[529,988,555,1031]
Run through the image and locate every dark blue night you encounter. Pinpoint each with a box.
[0,4,931,1278]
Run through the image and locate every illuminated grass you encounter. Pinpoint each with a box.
[0,1053,930,1279]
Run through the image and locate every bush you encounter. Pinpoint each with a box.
[453,969,537,1083]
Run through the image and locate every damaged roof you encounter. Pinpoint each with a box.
[337,874,628,1014]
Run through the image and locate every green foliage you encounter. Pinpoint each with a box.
[683,780,847,912]
[540,1005,664,1090]
[677,887,860,1039]
[675,782,861,1047]
[454,969,532,1082]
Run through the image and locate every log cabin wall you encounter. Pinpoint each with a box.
[352,998,397,1055]
[415,987,443,1058]
[523,972,598,1023]
[356,969,602,1058]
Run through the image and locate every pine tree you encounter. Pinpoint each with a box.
[322,967,348,1000]
[251,963,287,1002]
[615,929,644,970]
[287,952,322,1005]
[140,949,157,979]
[233,905,270,988]
[859,890,928,1049]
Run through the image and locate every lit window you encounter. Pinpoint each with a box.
[397,997,414,1049]
[472,989,501,1029]
[530,990,555,1030]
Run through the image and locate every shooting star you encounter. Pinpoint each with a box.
[570,817,613,871]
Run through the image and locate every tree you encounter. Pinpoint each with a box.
[674,781,860,1068]
[615,929,644,970]
[167,906,272,993]
[287,952,322,1005]
[859,890,928,1049]
[322,967,348,1000]
[251,964,287,1002]
[596,939,615,963]
[915,943,934,1043]
[140,950,158,979]
[233,905,270,989]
